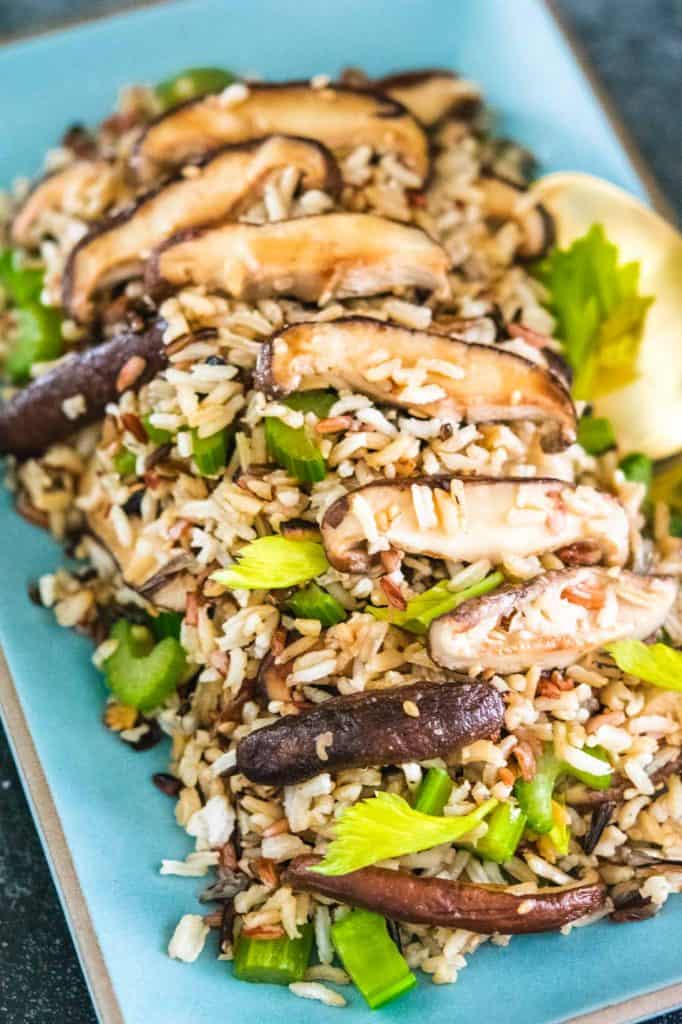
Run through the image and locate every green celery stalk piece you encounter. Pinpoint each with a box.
[211,536,329,590]
[564,744,613,789]
[413,767,452,816]
[314,792,497,875]
[577,415,616,456]
[151,610,184,641]
[265,417,326,483]
[368,571,504,635]
[0,249,44,304]
[547,801,571,856]
[474,801,527,864]
[233,923,313,985]
[514,746,563,834]
[192,426,232,476]
[285,582,347,626]
[265,390,337,484]
[103,620,186,712]
[143,414,174,445]
[6,302,63,383]
[331,910,416,1009]
[155,67,236,110]
[619,452,653,490]
[113,448,137,478]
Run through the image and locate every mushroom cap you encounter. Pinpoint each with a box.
[428,567,677,673]
[133,81,430,183]
[147,213,450,304]
[321,476,629,574]
[62,135,341,322]
[255,315,576,449]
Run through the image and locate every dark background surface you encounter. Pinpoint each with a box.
[0,2,680,1022]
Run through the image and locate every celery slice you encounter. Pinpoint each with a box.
[233,923,313,985]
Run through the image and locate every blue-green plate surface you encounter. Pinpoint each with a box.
[0,2,676,1022]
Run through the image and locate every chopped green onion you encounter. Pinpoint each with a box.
[265,390,337,484]
[577,415,616,456]
[619,452,653,490]
[313,791,497,876]
[0,248,44,304]
[192,426,231,476]
[103,620,186,712]
[285,582,346,626]
[670,512,682,538]
[564,744,613,790]
[331,910,416,1009]
[143,414,174,445]
[515,743,613,833]
[113,447,137,478]
[368,571,503,635]
[474,801,527,864]
[413,767,452,816]
[211,535,329,591]
[233,923,313,985]
[151,610,183,641]
[6,302,63,383]
[155,67,237,111]
[606,639,682,692]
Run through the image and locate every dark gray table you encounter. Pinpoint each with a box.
[0,2,680,1022]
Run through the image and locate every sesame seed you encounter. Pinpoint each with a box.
[403,700,420,718]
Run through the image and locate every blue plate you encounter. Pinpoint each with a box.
[0,3,677,1023]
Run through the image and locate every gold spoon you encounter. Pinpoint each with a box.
[531,172,682,459]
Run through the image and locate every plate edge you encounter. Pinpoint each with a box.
[0,648,124,1024]
[0,3,678,1022]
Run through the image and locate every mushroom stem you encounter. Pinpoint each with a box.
[283,856,606,934]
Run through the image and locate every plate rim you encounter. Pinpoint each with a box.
[0,3,677,1023]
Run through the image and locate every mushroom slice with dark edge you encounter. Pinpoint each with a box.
[63,136,341,323]
[255,316,576,451]
[236,680,503,786]
[479,173,555,261]
[0,320,166,457]
[11,160,113,248]
[428,568,677,675]
[374,69,482,125]
[321,476,629,575]
[283,857,606,935]
[133,83,429,183]
[148,214,450,304]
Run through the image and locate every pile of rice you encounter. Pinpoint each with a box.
[2,69,682,1004]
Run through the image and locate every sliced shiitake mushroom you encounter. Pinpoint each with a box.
[255,316,576,450]
[147,213,450,303]
[428,568,677,674]
[83,468,192,612]
[284,857,606,934]
[236,680,504,785]
[0,321,166,457]
[63,136,341,323]
[480,173,555,261]
[374,68,482,125]
[321,476,629,574]
[133,82,429,183]
[11,160,113,248]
